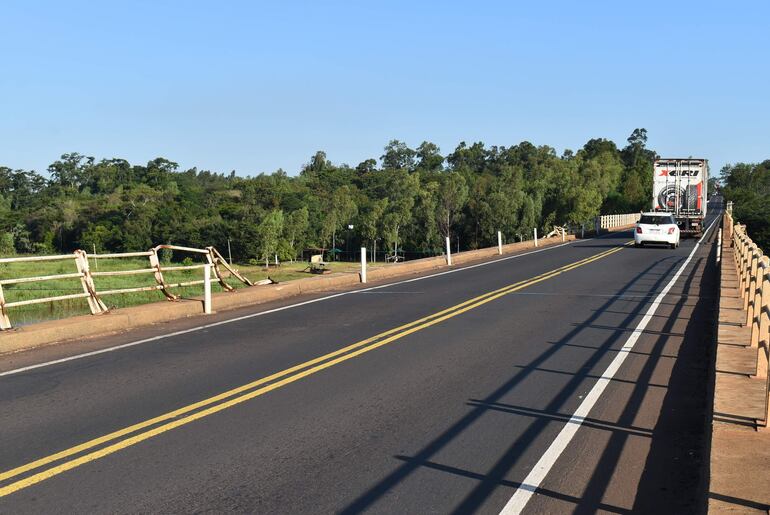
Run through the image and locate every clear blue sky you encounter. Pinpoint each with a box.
[1,1,768,176]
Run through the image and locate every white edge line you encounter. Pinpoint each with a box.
[499,214,720,515]
[0,235,611,378]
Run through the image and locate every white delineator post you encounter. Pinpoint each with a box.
[497,231,503,255]
[203,263,212,314]
[534,228,538,247]
[446,236,452,265]
[360,247,367,283]
[562,227,566,242]
[717,228,722,264]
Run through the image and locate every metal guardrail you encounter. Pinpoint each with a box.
[726,211,770,425]
[0,244,254,330]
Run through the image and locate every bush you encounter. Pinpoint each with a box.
[0,233,15,256]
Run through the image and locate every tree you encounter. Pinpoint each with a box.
[412,182,441,252]
[415,141,443,172]
[257,210,284,267]
[80,224,113,253]
[356,199,387,250]
[319,185,358,249]
[0,232,14,255]
[302,151,331,175]
[618,128,656,211]
[380,140,416,171]
[436,172,468,239]
[722,161,770,249]
[379,170,418,256]
[283,207,309,260]
[355,158,377,176]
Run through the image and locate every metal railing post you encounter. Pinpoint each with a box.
[203,263,212,314]
[0,284,11,329]
[717,228,722,264]
[360,247,367,283]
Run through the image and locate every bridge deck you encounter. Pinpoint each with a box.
[0,214,722,513]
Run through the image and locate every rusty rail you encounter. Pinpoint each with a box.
[0,245,253,330]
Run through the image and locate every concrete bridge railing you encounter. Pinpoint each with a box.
[717,210,769,425]
[597,213,640,230]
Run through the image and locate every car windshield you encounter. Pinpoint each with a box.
[639,215,674,225]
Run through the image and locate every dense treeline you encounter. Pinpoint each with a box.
[0,129,656,261]
[721,160,770,250]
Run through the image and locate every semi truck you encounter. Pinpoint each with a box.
[652,158,708,236]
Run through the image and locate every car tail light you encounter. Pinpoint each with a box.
[668,227,675,234]
[636,226,642,234]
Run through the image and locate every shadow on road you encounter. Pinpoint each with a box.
[340,252,696,514]
[630,230,718,514]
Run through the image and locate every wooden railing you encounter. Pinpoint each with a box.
[0,245,254,330]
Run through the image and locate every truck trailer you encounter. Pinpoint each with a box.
[652,158,708,236]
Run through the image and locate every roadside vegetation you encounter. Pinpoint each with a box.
[0,129,656,262]
[721,160,770,249]
[0,128,659,325]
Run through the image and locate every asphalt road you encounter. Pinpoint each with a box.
[0,210,721,514]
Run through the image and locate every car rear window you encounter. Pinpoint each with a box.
[639,215,674,224]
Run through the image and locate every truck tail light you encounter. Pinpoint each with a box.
[668,227,675,234]
[636,226,642,234]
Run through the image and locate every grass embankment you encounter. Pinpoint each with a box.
[0,256,362,327]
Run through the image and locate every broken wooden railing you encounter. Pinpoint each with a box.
[0,245,254,330]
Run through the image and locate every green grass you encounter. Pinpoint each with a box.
[0,256,367,327]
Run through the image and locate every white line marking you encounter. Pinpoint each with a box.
[1,236,608,378]
[499,215,719,515]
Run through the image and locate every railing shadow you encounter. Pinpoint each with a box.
[340,254,686,514]
[630,235,719,513]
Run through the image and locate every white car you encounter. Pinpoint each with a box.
[634,213,680,248]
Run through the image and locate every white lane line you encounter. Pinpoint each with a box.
[499,215,719,515]
[0,236,605,378]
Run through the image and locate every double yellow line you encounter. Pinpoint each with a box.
[0,243,626,498]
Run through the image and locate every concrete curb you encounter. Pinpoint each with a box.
[0,231,619,355]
